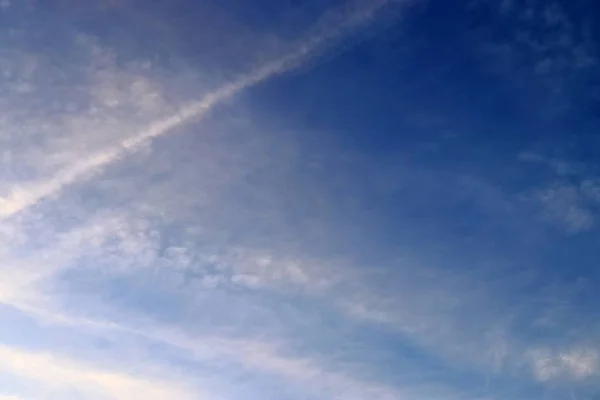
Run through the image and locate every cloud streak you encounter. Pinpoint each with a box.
[0,302,429,400]
[0,0,400,220]
[0,344,200,400]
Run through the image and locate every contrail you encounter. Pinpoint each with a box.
[0,0,405,220]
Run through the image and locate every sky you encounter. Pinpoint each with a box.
[1,0,600,399]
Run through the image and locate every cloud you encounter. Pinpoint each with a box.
[2,157,597,399]
[0,196,496,400]
[518,152,600,232]
[537,184,595,233]
[529,347,598,381]
[0,212,125,307]
[1,177,593,396]
[0,344,199,400]
[0,301,426,400]
[0,3,448,399]
[3,2,600,400]
[145,329,409,400]
[0,0,400,221]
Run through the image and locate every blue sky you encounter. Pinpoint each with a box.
[1,0,600,399]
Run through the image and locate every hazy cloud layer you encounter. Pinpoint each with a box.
[1,1,600,400]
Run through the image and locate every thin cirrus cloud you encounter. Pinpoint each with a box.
[0,1,450,400]
[2,148,599,399]
[0,344,200,400]
[0,0,401,221]
[1,1,600,400]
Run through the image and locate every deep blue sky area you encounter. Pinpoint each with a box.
[1,1,600,400]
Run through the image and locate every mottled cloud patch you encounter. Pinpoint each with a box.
[519,152,600,233]
[537,183,596,233]
[528,347,598,381]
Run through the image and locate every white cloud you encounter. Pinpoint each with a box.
[529,347,598,381]
[2,185,595,398]
[1,197,589,393]
[0,3,439,399]
[561,349,598,378]
[3,2,600,400]
[0,345,200,400]
[0,301,422,400]
[0,213,124,306]
[0,0,399,221]
[151,331,407,400]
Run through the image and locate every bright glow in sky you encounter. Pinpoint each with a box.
[1,0,600,399]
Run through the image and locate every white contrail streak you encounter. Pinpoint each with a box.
[0,0,402,220]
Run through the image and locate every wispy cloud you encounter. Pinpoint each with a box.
[2,1,600,400]
[536,183,596,233]
[0,212,125,307]
[518,152,600,232]
[528,347,598,381]
[0,0,398,221]
[0,344,200,400]
[0,2,445,400]
[0,301,428,400]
